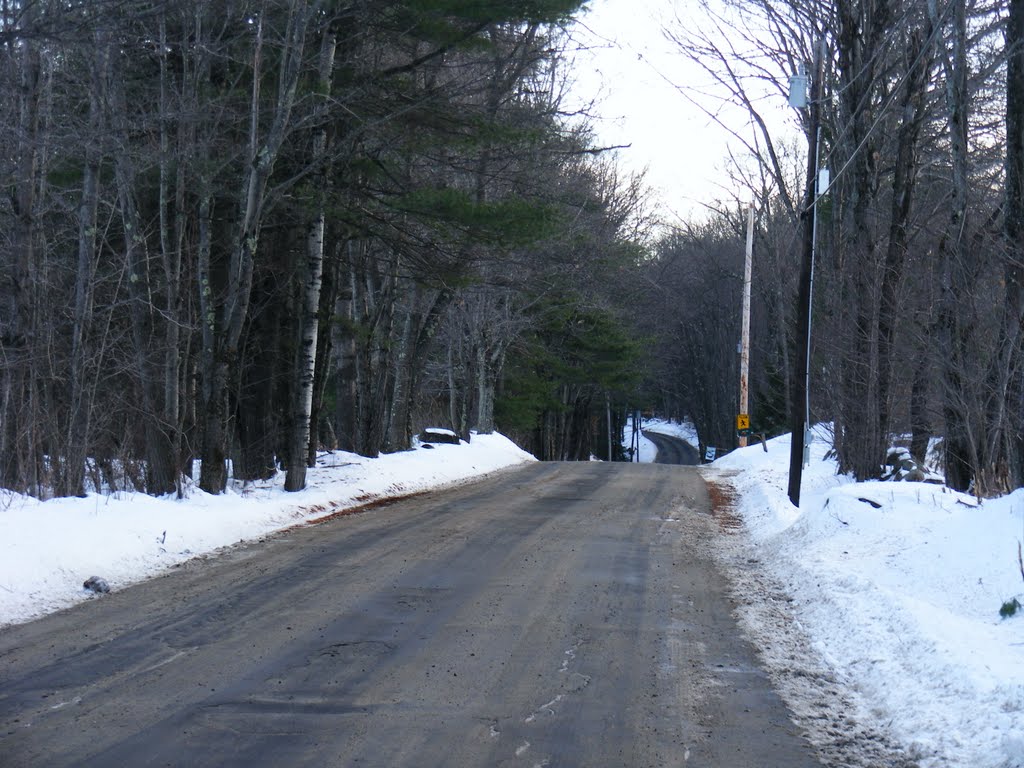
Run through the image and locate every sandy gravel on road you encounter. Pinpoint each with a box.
[701,468,922,768]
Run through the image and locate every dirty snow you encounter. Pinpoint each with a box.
[0,433,535,628]
[704,428,1024,768]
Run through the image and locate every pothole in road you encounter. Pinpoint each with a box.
[392,586,450,612]
[562,672,590,693]
[317,641,395,662]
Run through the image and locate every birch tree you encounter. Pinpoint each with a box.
[285,24,336,492]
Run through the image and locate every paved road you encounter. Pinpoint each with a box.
[642,430,700,465]
[0,463,820,768]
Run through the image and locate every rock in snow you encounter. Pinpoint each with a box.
[82,576,110,594]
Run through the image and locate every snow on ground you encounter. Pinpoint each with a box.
[7,409,1023,766]
[623,416,698,462]
[704,427,1024,768]
[0,433,535,629]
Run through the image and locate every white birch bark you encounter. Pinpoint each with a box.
[200,0,315,493]
[285,27,336,491]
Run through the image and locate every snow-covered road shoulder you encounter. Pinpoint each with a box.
[703,430,1024,768]
[0,433,535,628]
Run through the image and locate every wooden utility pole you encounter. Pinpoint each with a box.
[738,203,754,448]
[788,38,825,507]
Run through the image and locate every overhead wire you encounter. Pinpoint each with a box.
[812,1,952,213]
[583,0,952,221]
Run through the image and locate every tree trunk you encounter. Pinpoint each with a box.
[876,17,931,451]
[475,344,504,435]
[200,357,231,492]
[284,207,327,490]
[286,27,335,491]
[110,48,177,495]
[909,349,932,465]
[2,26,43,495]
[199,1,312,493]
[931,0,977,492]
[64,38,107,497]
[349,249,395,458]
[158,11,191,497]
[308,238,342,466]
[385,284,416,452]
[833,2,888,482]
[334,244,358,452]
[475,344,493,434]
[1000,0,1024,489]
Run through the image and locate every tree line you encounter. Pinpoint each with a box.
[641,0,1024,496]
[0,0,649,499]
[18,0,1005,502]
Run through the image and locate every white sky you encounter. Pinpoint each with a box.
[564,0,793,221]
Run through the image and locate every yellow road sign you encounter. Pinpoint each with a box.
[736,414,750,431]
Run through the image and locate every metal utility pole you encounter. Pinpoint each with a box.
[788,37,825,507]
[738,203,754,448]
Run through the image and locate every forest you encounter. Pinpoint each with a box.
[0,0,653,499]
[3,0,1024,500]
[649,0,1024,498]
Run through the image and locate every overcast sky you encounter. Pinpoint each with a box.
[564,0,794,222]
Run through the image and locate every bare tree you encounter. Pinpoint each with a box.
[198,0,317,493]
[1,1,47,494]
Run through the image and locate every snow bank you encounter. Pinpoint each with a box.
[707,429,1024,767]
[0,432,535,628]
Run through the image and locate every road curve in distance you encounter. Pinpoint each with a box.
[642,429,700,465]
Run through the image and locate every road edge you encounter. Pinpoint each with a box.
[699,468,922,768]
